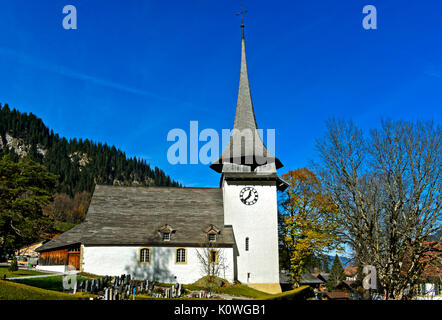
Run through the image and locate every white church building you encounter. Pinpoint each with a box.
[36,26,288,294]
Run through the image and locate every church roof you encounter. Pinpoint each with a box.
[210,30,283,173]
[223,172,289,191]
[37,185,235,252]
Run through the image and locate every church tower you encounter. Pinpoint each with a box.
[210,25,287,294]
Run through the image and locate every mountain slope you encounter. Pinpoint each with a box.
[0,103,181,196]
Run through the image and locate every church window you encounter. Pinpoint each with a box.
[209,250,219,264]
[175,248,187,264]
[139,248,151,264]
[245,237,249,251]
[162,232,170,241]
[208,233,217,242]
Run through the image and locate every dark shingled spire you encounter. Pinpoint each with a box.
[210,30,283,173]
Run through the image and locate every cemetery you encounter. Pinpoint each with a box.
[2,271,272,300]
[73,274,186,300]
[67,274,261,300]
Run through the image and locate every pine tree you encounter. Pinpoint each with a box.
[0,155,58,255]
[327,255,345,291]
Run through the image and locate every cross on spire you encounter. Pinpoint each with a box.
[236,0,248,30]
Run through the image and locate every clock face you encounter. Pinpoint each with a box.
[239,187,258,205]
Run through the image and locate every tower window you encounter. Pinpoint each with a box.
[245,237,249,251]
[208,233,217,242]
[162,232,170,241]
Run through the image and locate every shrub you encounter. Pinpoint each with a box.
[192,276,229,289]
[8,257,18,272]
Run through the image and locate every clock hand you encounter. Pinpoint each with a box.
[244,191,252,201]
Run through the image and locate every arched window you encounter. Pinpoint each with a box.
[175,248,187,264]
[245,237,249,251]
[139,248,151,264]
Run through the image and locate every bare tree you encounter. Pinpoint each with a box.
[315,119,441,299]
[195,237,228,287]
[43,191,91,223]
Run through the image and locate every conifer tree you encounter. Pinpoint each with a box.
[327,255,345,291]
[0,155,58,255]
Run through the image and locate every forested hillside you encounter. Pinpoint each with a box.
[0,103,181,195]
[0,103,181,229]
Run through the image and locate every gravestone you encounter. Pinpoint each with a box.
[73,279,77,294]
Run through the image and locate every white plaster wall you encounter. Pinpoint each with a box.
[36,265,66,273]
[82,246,234,284]
[223,179,280,284]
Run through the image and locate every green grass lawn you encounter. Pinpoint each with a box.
[184,277,271,299]
[0,280,89,300]
[0,266,50,279]
[216,284,271,298]
[12,275,93,292]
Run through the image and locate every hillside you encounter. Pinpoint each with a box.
[0,103,182,231]
[0,103,181,196]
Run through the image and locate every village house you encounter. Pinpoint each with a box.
[412,241,442,300]
[344,266,358,281]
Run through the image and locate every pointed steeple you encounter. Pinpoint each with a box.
[210,29,283,173]
[234,30,257,132]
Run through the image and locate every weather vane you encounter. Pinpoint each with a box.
[236,0,248,29]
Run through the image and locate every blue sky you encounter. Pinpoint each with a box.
[0,0,441,187]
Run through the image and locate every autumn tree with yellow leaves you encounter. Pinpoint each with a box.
[279,168,342,287]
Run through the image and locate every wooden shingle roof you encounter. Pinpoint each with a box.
[37,185,235,252]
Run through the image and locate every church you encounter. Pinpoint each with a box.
[36,25,288,294]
